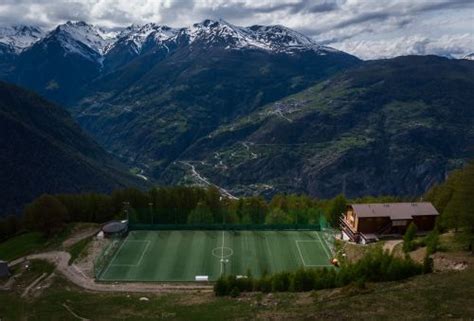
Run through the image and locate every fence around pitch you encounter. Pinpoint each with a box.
[128,223,321,231]
[94,236,125,279]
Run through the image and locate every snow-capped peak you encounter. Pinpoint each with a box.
[248,25,316,50]
[462,53,474,61]
[178,19,335,54]
[111,23,179,54]
[0,19,339,60]
[53,21,113,55]
[0,25,44,53]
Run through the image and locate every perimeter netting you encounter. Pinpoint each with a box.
[94,236,125,278]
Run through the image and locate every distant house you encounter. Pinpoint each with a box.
[0,260,10,278]
[340,202,439,244]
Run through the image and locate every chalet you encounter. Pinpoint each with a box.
[340,202,439,244]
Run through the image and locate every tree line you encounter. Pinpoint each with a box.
[425,160,474,253]
[0,184,407,240]
[214,247,428,296]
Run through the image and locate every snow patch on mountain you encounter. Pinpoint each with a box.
[462,53,474,61]
[0,25,44,53]
[110,23,179,54]
[2,19,342,60]
[54,21,114,55]
[181,19,338,54]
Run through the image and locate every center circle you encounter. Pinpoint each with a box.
[211,247,233,259]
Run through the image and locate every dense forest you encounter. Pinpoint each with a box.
[1,160,473,247]
[425,160,474,251]
[0,185,405,241]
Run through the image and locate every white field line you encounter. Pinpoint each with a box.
[109,240,151,267]
[265,235,276,271]
[101,238,128,277]
[295,240,333,267]
[316,232,332,259]
[220,231,225,275]
[295,241,307,266]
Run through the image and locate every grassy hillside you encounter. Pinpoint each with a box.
[1,258,473,320]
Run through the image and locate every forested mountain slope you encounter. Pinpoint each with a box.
[0,81,144,215]
[172,56,474,197]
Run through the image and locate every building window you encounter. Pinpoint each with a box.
[392,220,408,226]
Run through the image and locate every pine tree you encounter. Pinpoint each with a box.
[187,201,214,224]
[403,222,417,253]
[265,208,291,224]
[325,194,347,227]
[24,194,68,237]
[444,162,474,253]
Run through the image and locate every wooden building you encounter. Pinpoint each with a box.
[340,202,439,244]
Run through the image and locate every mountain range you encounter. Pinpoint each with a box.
[0,19,473,210]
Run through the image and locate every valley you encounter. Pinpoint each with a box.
[0,19,473,208]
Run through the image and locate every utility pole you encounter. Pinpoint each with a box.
[149,202,154,225]
[220,196,225,227]
[123,201,130,222]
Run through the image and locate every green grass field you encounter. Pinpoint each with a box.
[97,230,333,282]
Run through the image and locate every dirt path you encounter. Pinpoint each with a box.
[62,303,91,321]
[180,161,238,200]
[62,227,100,248]
[25,251,212,293]
[21,272,47,297]
[383,240,402,254]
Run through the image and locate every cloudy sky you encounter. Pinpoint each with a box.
[0,0,473,59]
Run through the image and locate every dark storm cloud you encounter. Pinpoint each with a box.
[333,11,391,30]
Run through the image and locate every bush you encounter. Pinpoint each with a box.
[213,247,425,296]
[354,277,367,290]
[425,230,439,255]
[214,276,228,296]
[271,272,291,292]
[403,223,418,253]
[290,268,315,292]
[230,286,240,298]
[255,276,272,293]
[24,194,68,238]
[422,255,434,274]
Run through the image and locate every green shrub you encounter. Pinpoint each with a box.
[425,230,439,255]
[354,277,367,290]
[230,286,240,298]
[422,255,434,274]
[214,276,228,296]
[213,247,425,296]
[290,268,315,292]
[256,276,272,293]
[403,223,418,252]
[271,272,291,292]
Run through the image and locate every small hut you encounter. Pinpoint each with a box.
[102,220,128,238]
[0,260,10,278]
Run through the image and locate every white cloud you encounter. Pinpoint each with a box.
[0,0,472,59]
[333,33,474,60]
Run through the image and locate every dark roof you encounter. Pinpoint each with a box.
[102,221,127,233]
[350,202,439,220]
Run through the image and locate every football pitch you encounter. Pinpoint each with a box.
[97,230,333,282]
